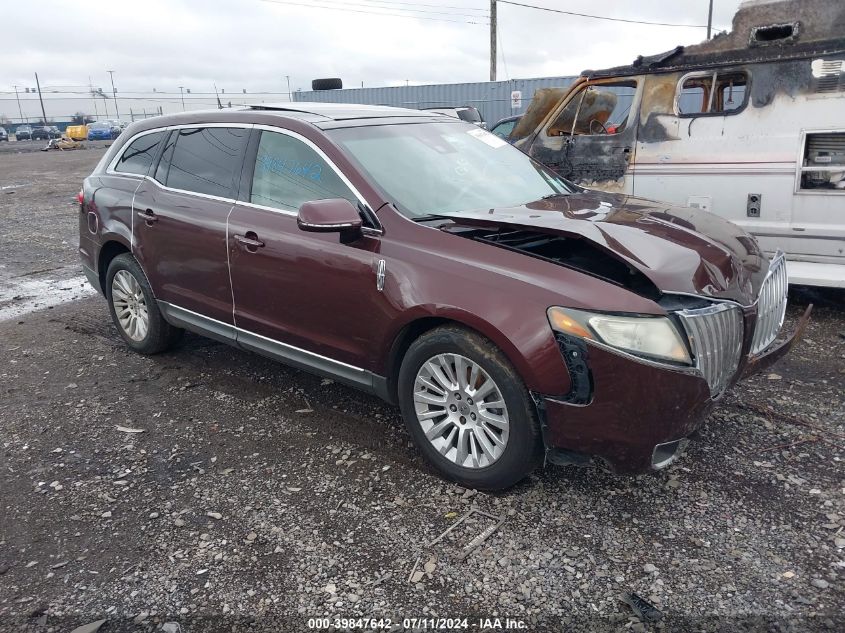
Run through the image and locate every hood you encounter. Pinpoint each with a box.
[437,191,768,305]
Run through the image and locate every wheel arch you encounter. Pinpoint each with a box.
[381,308,546,404]
[97,238,132,293]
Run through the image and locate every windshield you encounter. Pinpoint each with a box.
[328,122,573,218]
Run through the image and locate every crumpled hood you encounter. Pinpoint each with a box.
[438,190,769,305]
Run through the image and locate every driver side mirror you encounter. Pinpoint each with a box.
[297,198,363,236]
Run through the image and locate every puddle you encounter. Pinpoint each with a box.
[0,275,96,321]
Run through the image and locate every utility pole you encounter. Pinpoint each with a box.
[12,85,25,123]
[178,86,186,111]
[490,0,497,82]
[706,0,713,39]
[107,70,119,118]
[285,75,291,101]
[34,73,48,125]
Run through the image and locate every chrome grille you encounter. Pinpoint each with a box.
[677,303,744,397]
[750,251,789,355]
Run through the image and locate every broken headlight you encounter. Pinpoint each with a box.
[547,307,692,365]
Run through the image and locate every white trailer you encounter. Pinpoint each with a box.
[514,0,845,287]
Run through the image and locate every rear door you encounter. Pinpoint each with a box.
[132,126,249,324]
[86,130,169,273]
[227,127,384,374]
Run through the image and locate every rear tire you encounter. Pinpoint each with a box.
[105,253,183,354]
[398,326,543,490]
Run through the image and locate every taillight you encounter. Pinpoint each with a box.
[77,189,84,206]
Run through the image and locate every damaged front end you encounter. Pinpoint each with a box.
[546,252,809,473]
[436,204,811,472]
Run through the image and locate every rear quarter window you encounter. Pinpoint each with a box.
[113,131,167,176]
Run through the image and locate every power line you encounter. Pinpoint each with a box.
[274,0,487,18]
[355,0,487,10]
[497,0,709,28]
[258,0,488,25]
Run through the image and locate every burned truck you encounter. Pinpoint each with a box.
[512,0,845,288]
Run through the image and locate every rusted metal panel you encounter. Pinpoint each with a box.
[509,86,574,142]
[584,0,845,80]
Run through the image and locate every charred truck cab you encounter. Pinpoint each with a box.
[513,0,845,288]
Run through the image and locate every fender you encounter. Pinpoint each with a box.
[379,303,572,399]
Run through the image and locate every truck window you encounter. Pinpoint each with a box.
[799,131,845,193]
[546,81,637,137]
[677,71,748,116]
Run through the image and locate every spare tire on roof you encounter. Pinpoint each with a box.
[312,78,343,91]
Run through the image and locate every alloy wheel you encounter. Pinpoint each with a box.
[111,270,149,342]
[413,353,510,468]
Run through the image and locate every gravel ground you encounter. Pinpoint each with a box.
[0,148,843,632]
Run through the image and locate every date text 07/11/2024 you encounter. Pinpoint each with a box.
[307,617,528,629]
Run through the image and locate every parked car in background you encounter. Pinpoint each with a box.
[66,124,89,141]
[107,120,123,137]
[15,125,33,140]
[87,122,114,141]
[78,103,808,490]
[490,115,521,142]
[0,127,8,142]
[422,106,486,128]
[47,126,62,139]
[31,126,54,141]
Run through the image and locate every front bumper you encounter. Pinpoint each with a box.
[537,305,812,473]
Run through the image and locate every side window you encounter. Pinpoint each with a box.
[250,131,357,211]
[677,71,748,116]
[547,81,637,136]
[492,119,516,139]
[113,131,166,175]
[163,127,248,198]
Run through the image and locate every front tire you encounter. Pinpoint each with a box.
[398,326,543,490]
[105,253,182,354]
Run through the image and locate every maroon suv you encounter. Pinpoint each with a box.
[78,103,810,489]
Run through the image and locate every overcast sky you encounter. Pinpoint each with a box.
[1,0,742,123]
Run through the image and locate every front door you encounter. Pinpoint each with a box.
[530,79,641,191]
[227,128,385,374]
[132,126,249,324]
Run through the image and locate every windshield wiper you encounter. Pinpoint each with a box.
[540,192,568,200]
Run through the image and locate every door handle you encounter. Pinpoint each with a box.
[234,232,265,251]
[137,208,158,223]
